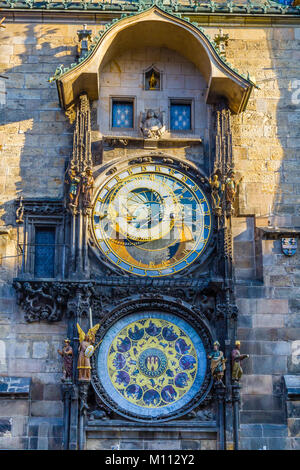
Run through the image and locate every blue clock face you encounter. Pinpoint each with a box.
[96,312,207,420]
[92,163,212,276]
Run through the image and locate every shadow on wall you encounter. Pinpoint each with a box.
[0,23,75,229]
[231,26,300,285]
[230,24,300,430]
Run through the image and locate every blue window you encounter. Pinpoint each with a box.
[112,100,134,128]
[170,103,191,131]
[34,227,55,278]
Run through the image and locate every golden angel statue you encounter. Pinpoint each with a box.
[77,323,100,381]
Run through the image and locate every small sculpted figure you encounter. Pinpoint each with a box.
[149,71,158,90]
[231,340,249,382]
[140,109,165,139]
[209,173,224,214]
[207,341,226,387]
[82,168,94,210]
[57,339,73,382]
[66,167,81,210]
[225,171,243,211]
[77,323,100,381]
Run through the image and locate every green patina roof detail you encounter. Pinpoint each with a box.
[1,0,299,14]
[49,2,258,88]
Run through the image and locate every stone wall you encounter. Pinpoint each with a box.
[0,17,299,450]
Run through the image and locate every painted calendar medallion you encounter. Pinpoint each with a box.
[96,312,208,420]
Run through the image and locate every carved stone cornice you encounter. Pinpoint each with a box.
[15,198,65,224]
[13,278,220,323]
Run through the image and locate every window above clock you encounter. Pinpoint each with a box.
[111,98,134,129]
[170,99,192,132]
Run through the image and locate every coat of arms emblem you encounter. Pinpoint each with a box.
[281,238,297,256]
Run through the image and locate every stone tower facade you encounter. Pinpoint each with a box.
[0,0,299,451]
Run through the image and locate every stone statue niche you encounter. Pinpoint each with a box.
[144,66,161,91]
[139,109,166,139]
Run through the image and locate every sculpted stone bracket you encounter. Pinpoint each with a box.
[13,280,72,323]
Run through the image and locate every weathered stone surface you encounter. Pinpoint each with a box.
[241,395,282,412]
[0,400,29,417]
[144,440,181,450]
[32,342,49,359]
[243,375,273,395]
[181,440,201,450]
[287,419,300,437]
[0,418,12,437]
[30,401,63,418]
[241,411,285,425]
[286,401,300,419]
[252,355,287,375]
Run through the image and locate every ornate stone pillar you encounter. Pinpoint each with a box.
[65,93,93,278]
[211,101,240,449]
[232,383,241,450]
[216,383,226,450]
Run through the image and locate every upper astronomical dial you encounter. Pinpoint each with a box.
[92,163,212,277]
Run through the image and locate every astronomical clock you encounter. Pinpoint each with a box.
[89,156,215,421]
[91,161,213,277]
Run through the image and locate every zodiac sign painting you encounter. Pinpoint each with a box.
[96,312,208,420]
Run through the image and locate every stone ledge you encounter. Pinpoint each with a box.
[283,375,300,400]
[87,419,217,434]
[103,136,203,147]
[257,226,300,238]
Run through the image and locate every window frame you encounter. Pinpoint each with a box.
[110,96,136,131]
[168,98,194,133]
[17,200,65,280]
[33,225,56,279]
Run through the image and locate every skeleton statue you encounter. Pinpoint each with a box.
[140,109,166,139]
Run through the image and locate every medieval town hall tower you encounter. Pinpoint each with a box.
[0,0,299,451]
